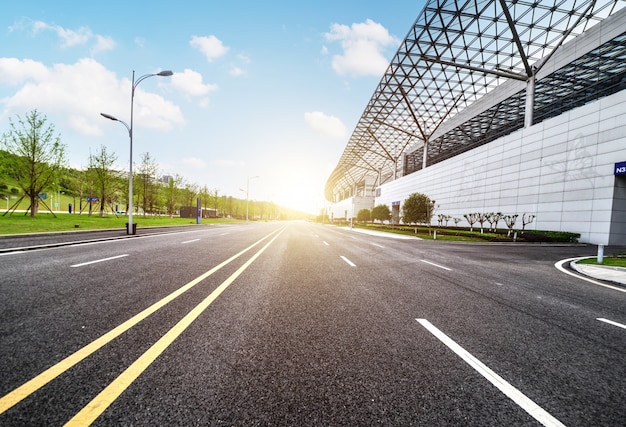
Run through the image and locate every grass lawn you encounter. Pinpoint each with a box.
[0,212,236,235]
[577,256,626,268]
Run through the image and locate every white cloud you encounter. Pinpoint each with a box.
[324,19,398,77]
[190,35,229,62]
[12,19,114,54]
[0,58,49,85]
[170,68,218,97]
[229,66,245,76]
[237,54,251,64]
[0,58,183,135]
[304,111,347,139]
[92,35,116,55]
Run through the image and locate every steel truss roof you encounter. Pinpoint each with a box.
[325,0,625,202]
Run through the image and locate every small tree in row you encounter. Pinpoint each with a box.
[503,214,518,237]
[356,208,371,223]
[372,204,391,223]
[402,193,435,226]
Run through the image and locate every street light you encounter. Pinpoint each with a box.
[239,175,259,224]
[101,69,173,235]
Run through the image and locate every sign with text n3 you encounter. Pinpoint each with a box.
[615,161,626,175]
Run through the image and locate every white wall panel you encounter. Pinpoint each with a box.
[365,89,626,245]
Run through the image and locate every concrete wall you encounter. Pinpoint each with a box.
[327,196,374,221]
[374,89,626,245]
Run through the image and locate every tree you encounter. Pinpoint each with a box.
[182,182,199,208]
[87,145,118,216]
[1,110,66,216]
[371,204,391,223]
[137,152,159,217]
[164,174,184,217]
[521,213,535,234]
[476,212,489,234]
[464,213,478,232]
[356,208,371,223]
[503,214,518,237]
[401,192,435,225]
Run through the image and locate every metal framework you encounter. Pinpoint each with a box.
[325,0,626,202]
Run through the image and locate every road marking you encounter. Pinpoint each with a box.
[0,251,26,256]
[65,227,285,426]
[70,254,129,268]
[323,241,329,246]
[554,258,626,293]
[0,227,285,415]
[371,243,384,248]
[181,239,200,244]
[416,319,566,427]
[420,259,452,271]
[340,256,356,267]
[597,318,626,330]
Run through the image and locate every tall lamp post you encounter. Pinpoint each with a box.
[239,175,259,224]
[101,69,173,235]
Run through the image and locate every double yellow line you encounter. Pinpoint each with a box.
[0,226,286,425]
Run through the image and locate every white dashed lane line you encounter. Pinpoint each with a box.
[70,254,129,268]
[417,319,566,427]
[181,239,200,244]
[420,259,452,271]
[597,318,626,330]
[340,256,356,267]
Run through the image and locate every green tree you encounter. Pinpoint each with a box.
[87,145,118,216]
[1,110,66,216]
[401,192,435,225]
[356,208,371,223]
[137,152,159,217]
[371,204,391,223]
[164,174,184,217]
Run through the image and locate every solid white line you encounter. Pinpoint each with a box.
[597,318,626,330]
[420,259,452,271]
[371,243,384,248]
[340,256,356,267]
[416,319,566,427]
[181,239,200,244]
[0,251,26,256]
[554,258,626,293]
[70,254,129,268]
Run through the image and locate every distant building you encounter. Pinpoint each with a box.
[179,206,219,219]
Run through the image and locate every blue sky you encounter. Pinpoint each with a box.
[1,1,424,213]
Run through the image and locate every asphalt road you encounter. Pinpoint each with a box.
[0,222,624,426]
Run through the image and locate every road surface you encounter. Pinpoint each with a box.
[0,222,624,426]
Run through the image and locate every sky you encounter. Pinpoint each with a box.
[0,0,425,214]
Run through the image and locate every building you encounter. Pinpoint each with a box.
[325,0,626,245]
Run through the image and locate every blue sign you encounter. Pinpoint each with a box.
[615,161,626,175]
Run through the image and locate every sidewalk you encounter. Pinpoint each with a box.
[337,226,422,240]
[570,261,626,286]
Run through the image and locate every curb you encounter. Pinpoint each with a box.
[570,258,626,286]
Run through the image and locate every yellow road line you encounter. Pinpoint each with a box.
[65,227,285,426]
[0,226,284,415]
